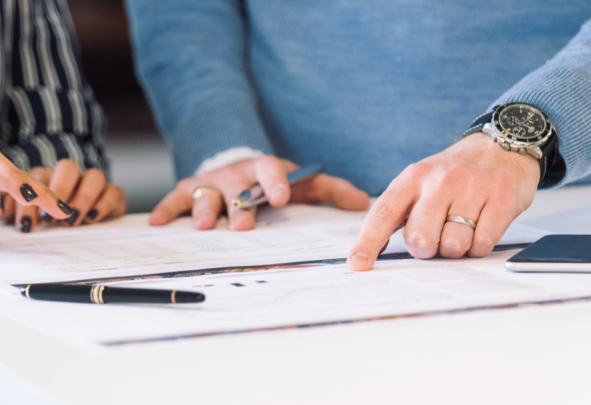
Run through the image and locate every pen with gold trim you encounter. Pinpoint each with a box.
[233,162,324,209]
[19,284,205,305]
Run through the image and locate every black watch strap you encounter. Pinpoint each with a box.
[538,128,559,187]
[463,105,559,187]
[462,106,498,138]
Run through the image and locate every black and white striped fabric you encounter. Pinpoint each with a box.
[0,0,106,174]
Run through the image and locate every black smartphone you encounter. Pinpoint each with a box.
[506,235,591,273]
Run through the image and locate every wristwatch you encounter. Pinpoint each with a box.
[463,102,559,185]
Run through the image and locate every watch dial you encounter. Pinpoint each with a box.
[498,105,547,141]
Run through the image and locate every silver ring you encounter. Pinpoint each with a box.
[192,186,220,200]
[446,215,476,229]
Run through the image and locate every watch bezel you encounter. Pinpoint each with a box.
[492,103,553,148]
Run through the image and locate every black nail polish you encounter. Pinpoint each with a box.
[57,200,73,216]
[20,184,38,202]
[19,216,32,233]
[65,209,79,225]
[41,211,54,222]
[0,193,5,213]
[87,208,98,220]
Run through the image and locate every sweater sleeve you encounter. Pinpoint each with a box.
[124,0,275,179]
[492,18,591,188]
[0,0,107,175]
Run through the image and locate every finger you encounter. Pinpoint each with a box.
[468,198,517,258]
[347,173,418,271]
[191,189,224,230]
[85,184,127,224]
[402,193,451,260]
[290,174,370,211]
[218,179,258,232]
[438,201,484,259]
[0,167,73,220]
[150,189,193,226]
[14,167,51,233]
[253,156,290,207]
[62,169,107,226]
[15,202,37,233]
[49,159,81,203]
[0,192,15,222]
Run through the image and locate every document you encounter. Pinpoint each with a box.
[2,248,591,353]
[0,204,548,284]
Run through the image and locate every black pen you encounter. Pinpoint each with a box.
[233,162,324,209]
[19,284,205,305]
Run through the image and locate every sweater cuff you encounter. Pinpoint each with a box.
[491,66,591,189]
[168,100,275,179]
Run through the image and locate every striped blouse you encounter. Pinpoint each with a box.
[0,0,106,174]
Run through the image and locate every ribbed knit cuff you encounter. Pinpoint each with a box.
[167,99,275,179]
[491,66,591,189]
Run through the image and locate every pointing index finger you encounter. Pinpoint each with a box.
[347,176,418,271]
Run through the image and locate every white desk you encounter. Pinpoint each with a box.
[2,186,591,405]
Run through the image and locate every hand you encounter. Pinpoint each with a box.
[0,154,76,229]
[150,155,370,230]
[347,133,540,271]
[0,159,127,232]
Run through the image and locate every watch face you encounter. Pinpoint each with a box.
[497,104,549,142]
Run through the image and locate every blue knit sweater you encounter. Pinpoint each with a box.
[126,0,591,196]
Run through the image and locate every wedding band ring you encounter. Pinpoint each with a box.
[192,186,220,200]
[446,215,476,229]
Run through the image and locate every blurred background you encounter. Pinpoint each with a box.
[68,0,175,213]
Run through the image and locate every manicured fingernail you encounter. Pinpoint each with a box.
[64,209,79,225]
[349,252,368,267]
[41,211,54,222]
[20,184,38,202]
[87,208,98,220]
[19,216,32,233]
[57,200,73,215]
[0,193,5,213]
[270,184,286,201]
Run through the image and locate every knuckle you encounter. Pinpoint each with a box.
[178,177,197,192]
[367,202,398,221]
[357,234,383,249]
[404,230,435,251]
[258,155,279,166]
[86,168,106,182]
[440,237,469,256]
[405,162,429,176]
[74,193,95,207]
[56,159,80,172]
[472,233,498,250]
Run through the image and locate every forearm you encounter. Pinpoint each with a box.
[492,18,591,188]
[125,0,274,179]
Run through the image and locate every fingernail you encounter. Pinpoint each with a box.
[270,184,286,201]
[87,208,98,220]
[41,211,54,222]
[57,200,73,215]
[64,209,79,225]
[19,216,32,233]
[0,193,5,213]
[20,184,38,202]
[349,252,368,267]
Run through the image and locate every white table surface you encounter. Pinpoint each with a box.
[2,186,591,405]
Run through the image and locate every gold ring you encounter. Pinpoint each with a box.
[446,215,476,229]
[192,186,220,200]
